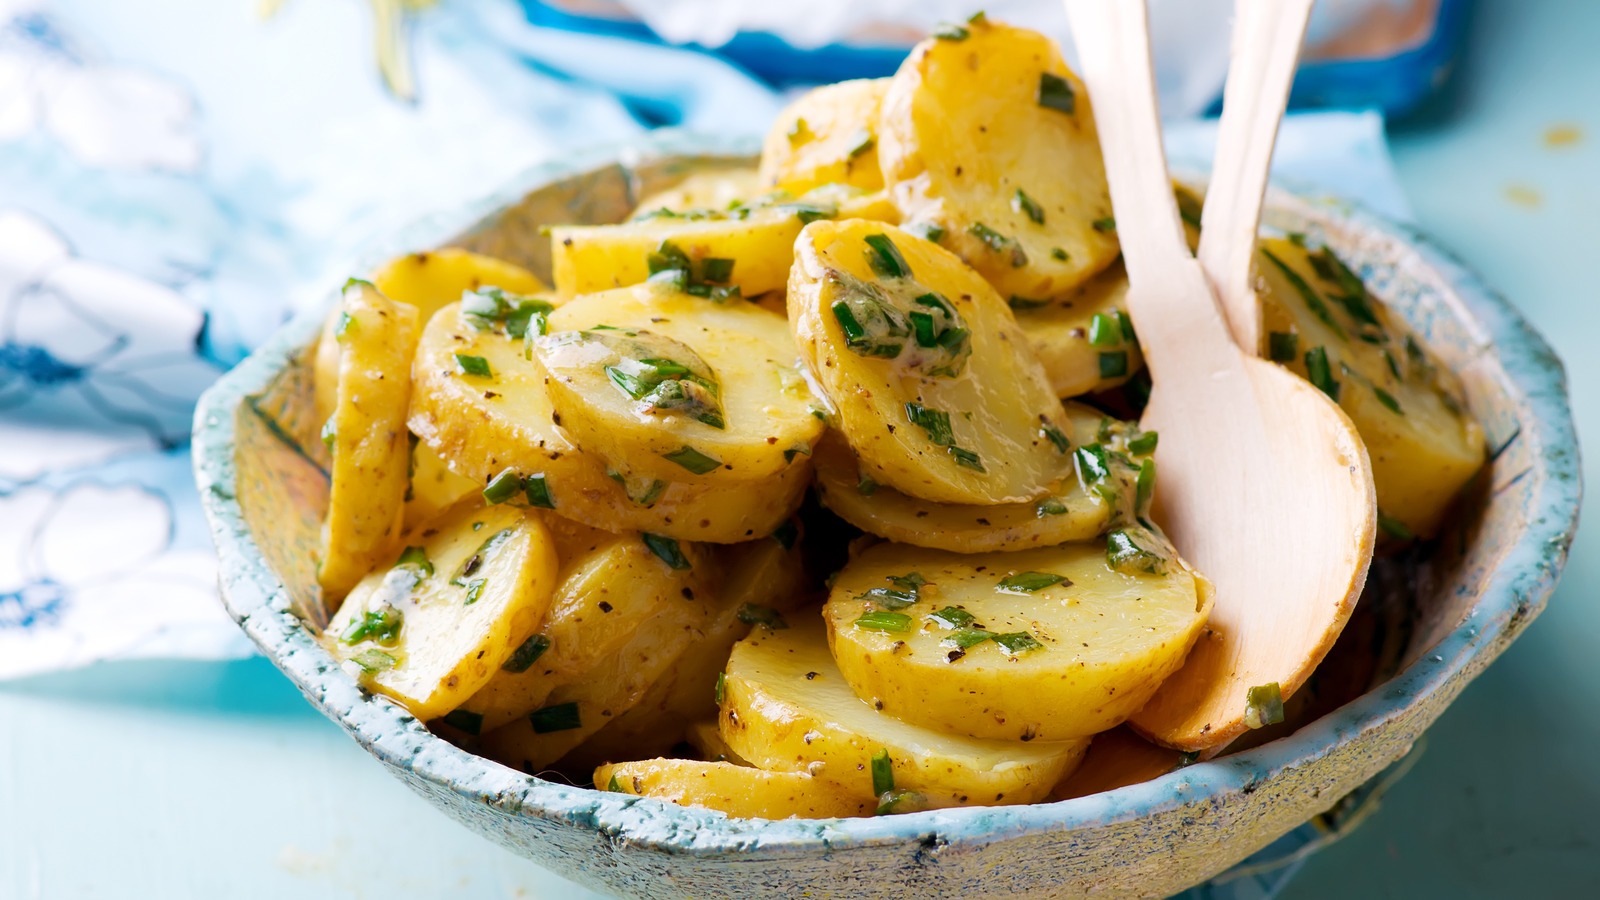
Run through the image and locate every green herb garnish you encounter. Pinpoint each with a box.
[737,603,788,630]
[502,634,551,673]
[904,403,955,446]
[831,281,910,358]
[607,773,626,793]
[523,473,555,509]
[1050,247,1069,262]
[1262,249,1346,340]
[661,445,722,475]
[994,632,1044,655]
[1089,313,1123,347]
[462,577,487,606]
[482,468,522,505]
[947,446,985,472]
[863,233,911,279]
[875,789,930,816]
[1008,295,1050,311]
[1106,527,1170,576]
[770,519,799,550]
[854,611,912,633]
[845,129,876,161]
[395,545,433,577]
[906,222,945,244]
[641,533,692,570]
[1377,510,1415,541]
[1036,497,1069,517]
[1037,72,1076,114]
[1176,750,1200,768]
[714,670,726,705]
[933,22,969,40]
[529,701,582,734]
[1268,331,1299,362]
[441,709,483,736]
[1040,418,1071,454]
[699,258,736,284]
[1304,346,1341,400]
[929,607,975,629]
[320,417,336,454]
[871,749,894,796]
[1307,247,1379,327]
[348,648,396,673]
[340,604,403,647]
[859,588,918,611]
[944,628,995,649]
[335,311,359,342]
[1012,188,1045,225]
[967,222,1028,267]
[1126,430,1158,456]
[1135,458,1156,515]
[454,353,492,378]
[996,572,1067,593]
[1092,217,1117,233]
[1244,682,1285,729]
[1374,386,1403,415]
[857,476,878,496]
[1099,350,1129,379]
[1074,442,1111,483]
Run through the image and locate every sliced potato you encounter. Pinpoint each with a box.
[533,286,825,483]
[1013,260,1144,398]
[722,616,1087,807]
[595,759,872,819]
[372,247,549,323]
[402,441,478,532]
[408,300,809,541]
[811,398,1152,552]
[1256,236,1485,540]
[759,78,889,195]
[878,19,1119,300]
[553,537,810,772]
[325,500,559,722]
[687,719,749,765]
[551,184,896,299]
[631,168,764,219]
[822,539,1210,742]
[318,280,421,599]
[789,219,1073,504]
[459,530,711,733]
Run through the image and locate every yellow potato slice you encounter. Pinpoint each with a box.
[402,441,478,532]
[318,280,421,599]
[595,759,872,819]
[458,529,711,733]
[759,78,889,195]
[721,616,1087,807]
[1013,260,1144,398]
[878,19,1119,300]
[551,184,897,299]
[408,301,809,541]
[810,401,1153,552]
[631,168,764,219]
[789,219,1074,504]
[552,537,810,773]
[687,719,749,765]
[325,500,559,722]
[532,286,825,483]
[822,539,1210,742]
[1257,236,1485,540]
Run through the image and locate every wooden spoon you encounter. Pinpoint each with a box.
[1197,0,1316,355]
[1062,0,1377,751]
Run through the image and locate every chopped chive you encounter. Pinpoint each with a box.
[909,310,938,347]
[887,572,928,592]
[340,604,403,647]
[607,773,626,793]
[1377,510,1415,541]
[1373,385,1403,415]
[395,545,433,577]
[349,648,396,673]
[1262,249,1346,340]
[858,588,918,611]
[870,749,894,796]
[1040,419,1071,454]
[933,22,969,40]
[945,628,995,649]
[854,611,912,633]
[1126,430,1158,456]
[441,709,483,736]
[947,446,985,471]
[845,129,876,160]
[462,577,487,605]
[1106,528,1169,575]
[641,533,692,570]
[996,571,1067,593]
[1037,72,1076,114]
[968,10,988,23]
[523,473,555,509]
[907,222,946,244]
[1089,313,1122,347]
[783,203,834,225]
[335,311,359,341]
[699,258,736,283]
[482,469,522,505]
[876,788,930,816]
[1304,347,1341,400]
[1135,458,1156,515]
[857,475,878,496]
[454,353,492,378]
[994,632,1044,655]
[1243,682,1285,729]
[1099,350,1129,379]
[661,445,722,475]
[320,416,336,454]
[1036,497,1069,517]
[904,403,955,446]
[929,607,976,629]
[770,519,799,550]
[737,603,788,630]
[1092,217,1117,233]
[646,240,691,276]
[1176,750,1200,768]
[1384,349,1403,380]
[714,670,726,705]
[1117,310,1137,342]
[783,445,812,464]
[1074,443,1111,483]
[1307,248,1379,327]
[1050,247,1069,262]
[1008,295,1050,310]
[1012,189,1045,225]
[863,233,911,279]
[529,701,583,734]
[1268,331,1299,362]
[967,222,1027,267]
[502,634,551,673]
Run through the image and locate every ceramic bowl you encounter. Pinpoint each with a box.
[193,132,1580,899]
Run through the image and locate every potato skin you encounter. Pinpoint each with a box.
[1256,237,1485,539]
[318,281,420,600]
[759,78,889,195]
[822,540,1211,742]
[594,759,873,819]
[878,19,1119,300]
[408,301,809,541]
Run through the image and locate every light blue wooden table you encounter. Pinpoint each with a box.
[1,1,1593,896]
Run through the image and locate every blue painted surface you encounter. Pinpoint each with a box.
[0,1,1594,898]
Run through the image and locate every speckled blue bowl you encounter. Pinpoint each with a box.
[193,133,1580,899]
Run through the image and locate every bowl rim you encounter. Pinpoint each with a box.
[192,129,1582,857]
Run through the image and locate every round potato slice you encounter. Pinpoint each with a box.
[408,301,809,541]
[1014,260,1144,398]
[595,759,873,820]
[402,440,479,532]
[631,168,763,219]
[789,219,1074,504]
[759,78,889,195]
[878,18,1119,299]
[822,539,1211,742]
[318,280,420,599]
[721,616,1087,807]
[325,500,559,722]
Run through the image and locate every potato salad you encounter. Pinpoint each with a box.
[311,15,1484,820]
